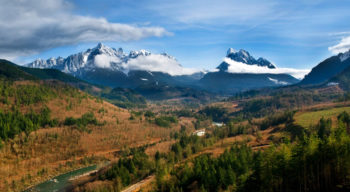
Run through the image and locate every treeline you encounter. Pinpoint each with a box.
[98,150,155,191]
[64,112,103,133]
[160,145,252,191]
[199,106,229,123]
[0,79,55,105]
[0,107,57,142]
[258,111,295,130]
[156,112,350,191]
[235,90,341,119]
[0,109,100,145]
[169,132,216,162]
[0,79,84,106]
[154,116,178,127]
[102,87,147,109]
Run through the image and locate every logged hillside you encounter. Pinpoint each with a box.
[0,78,185,192]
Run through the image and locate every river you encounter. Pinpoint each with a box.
[24,165,97,192]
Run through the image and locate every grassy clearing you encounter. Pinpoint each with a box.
[295,106,350,128]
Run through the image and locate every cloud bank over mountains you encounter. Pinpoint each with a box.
[125,54,201,76]
[222,58,310,79]
[28,43,309,79]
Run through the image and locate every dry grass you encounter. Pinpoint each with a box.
[0,81,183,192]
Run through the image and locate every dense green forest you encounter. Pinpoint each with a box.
[0,107,57,142]
[155,112,350,192]
[99,150,155,191]
[92,111,350,192]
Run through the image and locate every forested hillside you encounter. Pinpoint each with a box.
[0,73,186,191]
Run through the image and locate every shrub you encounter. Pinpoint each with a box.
[155,116,178,127]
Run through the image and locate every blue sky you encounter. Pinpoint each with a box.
[2,0,350,71]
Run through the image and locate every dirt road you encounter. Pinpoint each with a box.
[122,175,155,192]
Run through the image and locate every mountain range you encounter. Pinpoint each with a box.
[27,43,301,94]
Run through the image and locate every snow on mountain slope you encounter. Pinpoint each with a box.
[28,43,201,76]
[268,77,289,85]
[340,49,350,62]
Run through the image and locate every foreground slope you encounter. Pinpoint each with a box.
[0,77,181,192]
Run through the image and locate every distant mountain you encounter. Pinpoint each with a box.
[300,50,350,85]
[27,45,301,95]
[200,71,299,94]
[199,48,299,94]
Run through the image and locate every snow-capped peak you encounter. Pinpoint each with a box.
[27,43,202,76]
[129,49,151,58]
[239,49,249,58]
[219,48,276,70]
[227,48,237,56]
[161,52,177,60]
[340,49,350,62]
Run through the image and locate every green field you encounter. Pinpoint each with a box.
[295,106,350,128]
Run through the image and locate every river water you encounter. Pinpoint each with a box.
[24,165,97,192]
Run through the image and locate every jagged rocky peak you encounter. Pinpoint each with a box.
[88,42,124,57]
[224,48,276,69]
[227,48,237,55]
[129,49,151,58]
[27,43,187,76]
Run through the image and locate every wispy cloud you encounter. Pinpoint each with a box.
[223,58,310,79]
[0,0,171,58]
[328,35,350,54]
[147,0,279,25]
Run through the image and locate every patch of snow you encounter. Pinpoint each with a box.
[227,48,236,56]
[340,50,350,62]
[240,50,249,58]
[327,82,339,86]
[140,78,148,81]
[268,77,289,85]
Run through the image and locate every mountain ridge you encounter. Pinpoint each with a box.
[300,49,350,85]
[27,44,301,94]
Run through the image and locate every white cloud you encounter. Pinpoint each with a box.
[223,58,310,79]
[126,54,202,76]
[0,0,170,58]
[328,35,350,54]
[94,54,121,68]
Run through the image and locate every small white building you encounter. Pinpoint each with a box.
[193,129,205,137]
[212,122,224,127]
